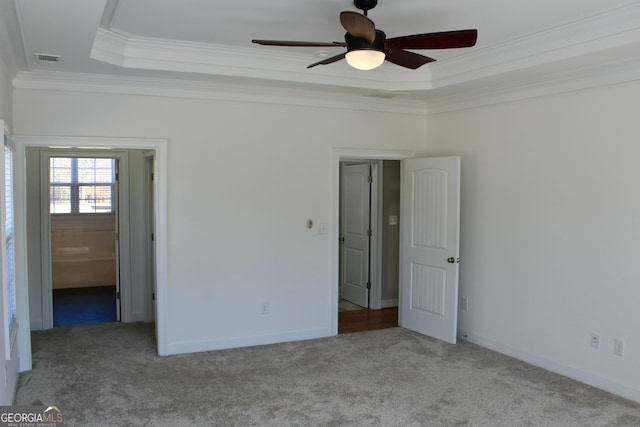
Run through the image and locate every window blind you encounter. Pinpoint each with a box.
[4,136,16,327]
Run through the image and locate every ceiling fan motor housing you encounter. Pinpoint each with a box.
[345,30,385,52]
[354,0,377,12]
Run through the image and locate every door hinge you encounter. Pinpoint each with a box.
[366,282,371,290]
[368,175,372,184]
[367,229,372,237]
[115,232,119,241]
[116,291,121,300]
[151,172,154,181]
[151,233,154,241]
[115,173,119,181]
[152,293,155,301]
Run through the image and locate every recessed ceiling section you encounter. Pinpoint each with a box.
[88,0,640,94]
[8,0,640,107]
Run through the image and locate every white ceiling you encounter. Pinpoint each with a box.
[5,0,640,108]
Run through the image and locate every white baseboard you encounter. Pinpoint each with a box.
[29,320,43,331]
[458,328,640,404]
[381,298,398,308]
[166,327,333,356]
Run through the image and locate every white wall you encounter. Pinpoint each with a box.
[14,89,428,354]
[426,81,640,402]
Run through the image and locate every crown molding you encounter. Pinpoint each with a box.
[12,70,428,115]
[89,1,640,95]
[11,0,640,119]
[429,1,640,89]
[90,27,428,93]
[424,54,640,115]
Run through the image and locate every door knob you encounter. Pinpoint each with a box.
[339,237,345,243]
[447,257,460,263]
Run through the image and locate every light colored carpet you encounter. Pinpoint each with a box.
[17,323,640,426]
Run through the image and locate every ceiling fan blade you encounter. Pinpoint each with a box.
[340,11,376,43]
[383,49,435,69]
[384,29,478,50]
[252,39,346,47]
[307,52,347,69]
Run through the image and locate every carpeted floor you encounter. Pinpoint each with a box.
[17,323,640,426]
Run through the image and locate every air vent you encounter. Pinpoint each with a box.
[365,91,409,99]
[34,53,62,63]
[366,92,397,99]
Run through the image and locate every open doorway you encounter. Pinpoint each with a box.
[338,160,401,334]
[333,150,462,344]
[24,147,158,332]
[15,136,168,371]
[49,156,119,326]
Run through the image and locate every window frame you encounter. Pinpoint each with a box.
[49,157,117,215]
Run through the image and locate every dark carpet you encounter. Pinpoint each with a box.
[52,285,117,327]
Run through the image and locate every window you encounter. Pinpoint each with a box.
[50,157,116,214]
[4,136,16,328]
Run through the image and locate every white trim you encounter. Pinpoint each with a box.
[381,298,398,309]
[458,328,640,404]
[425,55,640,115]
[37,149,132,327]
[331,149,414,335]
[166,327,331,356]
[370,161,382,310]
[90,28,403,91]
[13,136,169,358]
[11,138,31,373]
[37,150,51,329]
[12,70,428,116]
[338,162,380,310]
[86,3,640,94]
[89,18,438,93]
[428,1,640,89]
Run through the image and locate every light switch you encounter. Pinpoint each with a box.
[317,223,328,235]
[389,215,398,225]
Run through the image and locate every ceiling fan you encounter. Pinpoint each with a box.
[252,0,477,71]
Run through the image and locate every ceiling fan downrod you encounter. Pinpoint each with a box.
[354,0,377,16]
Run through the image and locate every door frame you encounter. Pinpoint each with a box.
[13,136,168,371]
[143,152,156,322]
[39,149,129,328]
[339,161,378,309]
[332,149,414,334]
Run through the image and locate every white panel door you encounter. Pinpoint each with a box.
[400,157,460,344]
[340,163,371,308]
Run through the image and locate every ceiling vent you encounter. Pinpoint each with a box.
[365,91,409,99]
[34,53,62,63]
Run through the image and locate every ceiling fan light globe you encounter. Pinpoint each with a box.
[345,49,385,70]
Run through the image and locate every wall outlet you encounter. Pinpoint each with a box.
[614,339,624,356]
[590,332,600,349]
[261,303,270,315]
